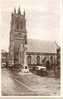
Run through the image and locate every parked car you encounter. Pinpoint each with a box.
[8,64,22,72]
[21,66,29,73]
[35,65,47,76]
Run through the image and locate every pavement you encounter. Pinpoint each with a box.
[1,68,60,96]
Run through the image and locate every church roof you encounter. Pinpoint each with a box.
[27,39,59,54]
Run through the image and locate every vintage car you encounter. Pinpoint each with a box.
[21,66,29,73]
[35,65,47,76]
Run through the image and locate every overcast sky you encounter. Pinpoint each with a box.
[0,0,61,51]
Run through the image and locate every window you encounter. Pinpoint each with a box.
[2,58,6,63]
[27,55,31,65]
[50,56,53,64]
[50,56,53,69]
[46,60,50,70]
[21,21,23,29]
[25,66,27,69]
[42,56,46,64]
[16,24,18,30]
[16,19,19,30]
[37,55,40,65]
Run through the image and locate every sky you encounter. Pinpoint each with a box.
[0,0,61,51]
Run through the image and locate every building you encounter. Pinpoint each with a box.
[9,7,59,71]
[9,8,27,66]
[1,50,8,68]
[26,39,58,70]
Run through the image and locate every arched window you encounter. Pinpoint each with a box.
[16,21,19,30]
[46,60,50,70]
[21,21,23,29]
[42,56,46,64]
[37,55,40,65]
[50,56,53,69]
[27,55,31,65]
[50,56,53,63]
[17,23,19,30]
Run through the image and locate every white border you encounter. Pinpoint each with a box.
[0,0,63,97]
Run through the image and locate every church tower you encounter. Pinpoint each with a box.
[9,8,27,66]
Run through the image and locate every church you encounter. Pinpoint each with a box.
[9,7,59,70]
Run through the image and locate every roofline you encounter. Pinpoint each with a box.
[55,41,60,48]
[26,52,57,55]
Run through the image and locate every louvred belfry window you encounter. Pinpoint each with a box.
[21,21,23,29]
[16,21,19,30]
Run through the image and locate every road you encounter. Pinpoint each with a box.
[1,68,60,96]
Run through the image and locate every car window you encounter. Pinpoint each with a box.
[25,66,27,69]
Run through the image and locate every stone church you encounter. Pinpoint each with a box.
[9,8,59,70]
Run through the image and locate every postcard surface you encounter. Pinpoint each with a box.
[0,0,62,97]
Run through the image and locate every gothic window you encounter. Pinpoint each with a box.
[37,55,40,65]
[27,55,31,65]
[16,21,19,30]
[50,56,53,69]
[50,56,53,64]
[17,23,19,30]
[42,56,46,64]
[46,60,50,70]
[21,21,23,29]
[25,35,27,44]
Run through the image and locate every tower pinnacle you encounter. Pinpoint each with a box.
[24,10,25,17]
[14,8,16,14]
[18,7,21,15]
